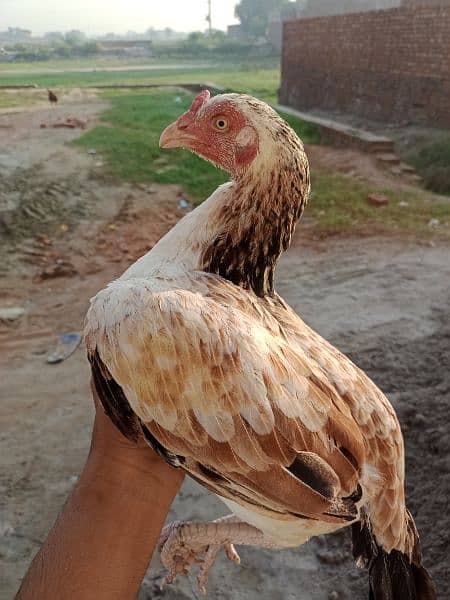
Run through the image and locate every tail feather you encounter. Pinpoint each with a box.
[352,513,436,600]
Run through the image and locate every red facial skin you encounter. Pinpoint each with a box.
[159,91,259,176]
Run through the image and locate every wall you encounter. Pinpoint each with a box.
[401,0,448,5]
[297,0,401,18]
[280,4,450,127]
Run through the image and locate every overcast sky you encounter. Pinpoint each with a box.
[0,0,239,35]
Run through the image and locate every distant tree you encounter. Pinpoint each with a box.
[64,30,86,45]
[210,29,226,42]
[187,31,203,43]
[187,30,225,45]
[44,31,64,42]
[7,27,32,37]
[54,42,72,58]
[234,0,293,38]
[79,41,101,56]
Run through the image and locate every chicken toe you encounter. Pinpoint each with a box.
[158,515,275,593]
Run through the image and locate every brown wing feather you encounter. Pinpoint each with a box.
[85,272,408,550]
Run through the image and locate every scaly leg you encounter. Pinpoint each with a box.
[158,515,277,594]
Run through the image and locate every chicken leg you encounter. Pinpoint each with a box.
[158,515,277,594]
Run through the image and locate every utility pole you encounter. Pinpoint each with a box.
[206,0,212,35]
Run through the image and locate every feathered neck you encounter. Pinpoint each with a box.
[199,141,310,297]
[120,133,309,293]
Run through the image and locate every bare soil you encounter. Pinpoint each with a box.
[1,99,449,600]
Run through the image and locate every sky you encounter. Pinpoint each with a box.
[0,0,239,36]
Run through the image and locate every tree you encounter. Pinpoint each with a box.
[64,30,86,45]
[234,0,293,38]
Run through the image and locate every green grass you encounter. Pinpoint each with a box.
[0,90,42,109]
[72,89,320,202]
[0,63,280,102]
[407,135,450,196]
[309,172,450,236]
[0,57,176,71]
[281,111,322,145]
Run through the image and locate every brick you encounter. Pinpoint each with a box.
[281,4,450,127]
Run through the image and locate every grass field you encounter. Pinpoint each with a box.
[0,60,280,102]
[0,90,39,109]
[0,57,197,71]
[72,89,450,236]
[310,172,450,235]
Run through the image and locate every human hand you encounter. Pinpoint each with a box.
[17,383,184,600]
[89,379,185,484]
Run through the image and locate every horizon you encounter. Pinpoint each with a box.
[0,0,239,37]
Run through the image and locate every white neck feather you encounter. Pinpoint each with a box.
[120,181,234,280]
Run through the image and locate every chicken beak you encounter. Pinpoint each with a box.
[159,122,194,149]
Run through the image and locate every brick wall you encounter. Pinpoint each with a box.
[280,4,450,127]
[298,0,401,18]
[402,0,449,5]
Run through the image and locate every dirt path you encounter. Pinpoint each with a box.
[1,100,448,600]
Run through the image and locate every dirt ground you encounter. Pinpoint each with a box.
[1,98,449,600]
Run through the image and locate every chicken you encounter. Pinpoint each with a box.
[84,90,436,598]
[47,89,58,105]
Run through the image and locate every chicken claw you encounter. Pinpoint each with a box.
[158,516,270,594]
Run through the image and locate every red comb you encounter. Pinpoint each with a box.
[177,90,211,128]
[189,90,210,113]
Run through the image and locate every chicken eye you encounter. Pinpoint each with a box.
[214,118,228,131]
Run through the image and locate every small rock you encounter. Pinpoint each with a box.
[36,233,52,246]
[0,306,25,322]
[84,261,102,275]
[328,592,339,600]
[87,148,97,155]
[0,522,14,536]
[367,193,390,207]
[178,198,190,209]
[399,201,409,207]
[428,218,440,228]
[38,261,77,280]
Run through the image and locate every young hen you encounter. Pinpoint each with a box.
[85,91,436,598]
[47,89,58,105]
